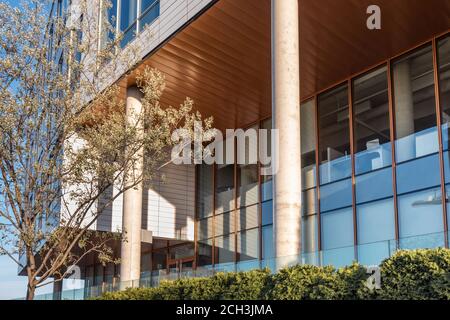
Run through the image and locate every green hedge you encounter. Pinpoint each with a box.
[98,248,450,300]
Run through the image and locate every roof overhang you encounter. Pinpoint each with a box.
[118,0,450,130]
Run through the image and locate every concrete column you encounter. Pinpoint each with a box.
[393,60,415,160]
[271,0,302,266]
[120,86,144,285]
[52,279,63,300]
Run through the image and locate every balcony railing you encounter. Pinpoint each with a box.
[23,230,449,300]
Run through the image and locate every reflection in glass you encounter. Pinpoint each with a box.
[357,198,395,245]
[393,45,438,163]
[261,119,273,201]
[238,205,258,231]
[261,201,273,226]
[353,67,391,175]
[262,225,273,260]
[214,211,234,237]
[302,188,317,216]
[198,217,213,240]
[215,234,235,264]
[396,154,440,195]
[237,125,259,208]
[302,214,318,253]
[438,36,450,150]
[196,164,213,219]
[355,167,393,204]
[398,187,444,248]
[301,100,317,188]
[320,178,352,212]
[197,239,213,267]
[321,207,354,251]
[318,84,351,184]
[216,163,235,214]
[237,228,259,262]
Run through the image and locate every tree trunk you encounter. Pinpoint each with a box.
[26,282,35,300]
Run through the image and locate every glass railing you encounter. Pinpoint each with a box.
[26,231,448,300]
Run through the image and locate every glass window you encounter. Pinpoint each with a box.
[319,178,352,212]
[302,188,317,216]
[261,119,273,201]
[438,36,450,150]
[198,217,213,240]
[321,207,355,267]
[214,211,234,237]
[237,125,259,208]
[237,228,259,262]
[262,225,273,260]
[196,164,213,219]
[398,187,445,248]
[152,249,167,270]
[357,198,395,266]
[261,200,273,226]
[238,205,258,231]
[302,214,318,253]
[301,100,317,189]
[318,84,351,184]
[321,207,354,250]
[393,45,438,163]
[215,163,235,214]
[197,239,212,267]
[120,0,138,47]
[396,154,441,195]
[353,67,391,175]
[355,167,393,204]
[140,0,160,30]
[215,234,235,264]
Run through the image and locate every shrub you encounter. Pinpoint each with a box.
[378,248,450,300]
[97,249,450,300]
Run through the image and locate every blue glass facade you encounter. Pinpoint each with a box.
[193,35,450,269]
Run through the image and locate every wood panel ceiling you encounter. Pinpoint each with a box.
[118,0,450,130]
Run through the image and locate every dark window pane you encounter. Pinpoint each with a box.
[355,167,393,204]
[393,45,438,163]
[198,217,213,240]
[196,164,213,219]
[197,239,213,267]
[301,100,316,188]
[141,0,157,11]
[120,0,137,31]
[302,214,318,253]
[353,67,391,175]
[438,36,450,150]
[140,0,160,29]
[318,84,351,184]
[261,200,273,226]
[320,178,352,212]
[396,154,440,195]
[215,164,235,214]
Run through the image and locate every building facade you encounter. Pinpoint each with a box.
[44,0,450,296]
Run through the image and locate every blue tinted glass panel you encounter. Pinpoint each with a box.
[395,127,438,163]
[355,167,393,204]
[261,201,273,226]
[141,0,157,11]
[261,176,272,201]
[320,178,352,212]
[322,246,355,268]
[358,241,394,266]
[398,188,444,246]
[120,0,137,31]
[355,142,391,175]
[357,198,395,244]
[120,22,136,47]
[396,154,440,195]
[445,151,450,183]
[321,207,354,250]
[262,225,273,260]
[140,1,160,29]
[438,37,450,151]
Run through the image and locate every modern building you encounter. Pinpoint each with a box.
[35,0,450,298]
